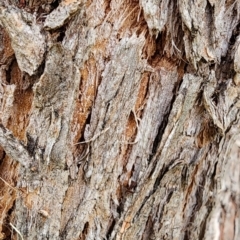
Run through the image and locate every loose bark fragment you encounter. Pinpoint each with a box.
[0,4,45,75]
[44,0,83,30]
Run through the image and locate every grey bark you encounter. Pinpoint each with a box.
[0,124,32,168]
[0,0,239,239]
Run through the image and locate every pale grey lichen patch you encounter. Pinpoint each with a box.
[0,5,45,76]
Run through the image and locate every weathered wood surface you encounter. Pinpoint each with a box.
[0,0,239,239]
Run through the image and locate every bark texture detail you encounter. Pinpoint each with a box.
[0,0,239,240]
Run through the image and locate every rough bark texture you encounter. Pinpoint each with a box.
[0,0,240,239]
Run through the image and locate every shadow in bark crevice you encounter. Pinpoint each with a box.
[148,79,183,164]
[106,218,116,240]
[5,57,16,84]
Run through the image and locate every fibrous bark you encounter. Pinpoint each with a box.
[0,0,239,240]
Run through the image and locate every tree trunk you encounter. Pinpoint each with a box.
[0,0,240,239]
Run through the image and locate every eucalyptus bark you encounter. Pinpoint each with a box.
[0,0,240,239]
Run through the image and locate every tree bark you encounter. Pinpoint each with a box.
[0,0,240,239]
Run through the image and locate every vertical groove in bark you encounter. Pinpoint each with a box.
[0,0,239,240]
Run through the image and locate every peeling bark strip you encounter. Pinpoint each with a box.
[0,124,31,168]
[0,0,240,239]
